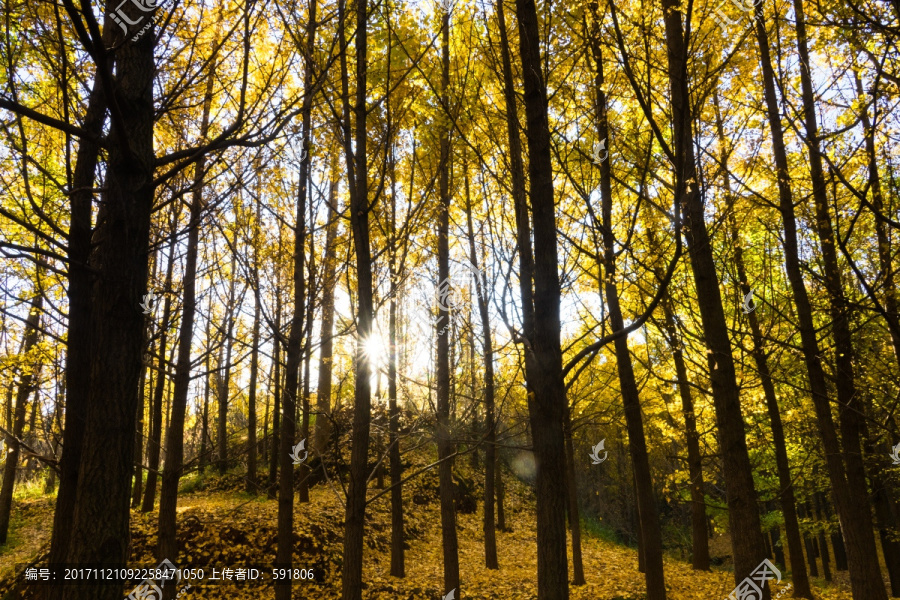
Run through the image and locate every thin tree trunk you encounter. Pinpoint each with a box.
[0,290,43,543]
[132,361,147,509]
[656,0,769,590]
[562,402,585,584]
[464,163,499,571]
[339,0,375,591]
[247,162,262,494]
[143,229,178,513]
[217,254,238,475]
[313,158,340,456]
[387,142,406,577]
[199,318,212,473]
[798,502,819,577]
[660,298,709,570]
[435,5,460,596]
[588,11,663,596]
[813,500,832,581]
[157,61,214,568]
[267,290,282,499]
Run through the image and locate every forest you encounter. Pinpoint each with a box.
[0,0,898,598]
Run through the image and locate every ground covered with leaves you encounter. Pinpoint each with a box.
[0,454,860,600]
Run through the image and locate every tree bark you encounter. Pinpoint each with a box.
[217,254,238,474]
[267,290,282,499]
[659,298,709,571]
[435,6,461,597]
[63,23,156,600]
[339,0,375,592]
[157,60,215,569]
[587,11,663,597]
[785,1,888,596]
[512,0,571,597]
[314,158,340,456]
[656,0,769,590]
[47,63,105,580]
[143,228,178,512]
[464,163,499,571]
[712,87,811,595]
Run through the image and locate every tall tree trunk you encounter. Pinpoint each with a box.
[388,143,406,577]
[512,0,571,597]
[217,254,238,474]
[798,502,819,577]
[464,164,499,571]
[435,5,461,597]
[712,88,810,595]
[562,402,585,584]
[339,0,375,591]
[813,500,832,582]
[199,318,212,473]
[660,298,709,570]
[0,289,43,543]
[855,72,900,364]
[47,62,106,579]
[157,61,214,568]
[143,228,178,512]
[247,287,261,493]
[588,10,663,597]
[267,290,283,499]
[314,158,340,456]
[275,28,313,600]
[656,0,769,590]
[132,359,147,509]
[784,1,888,596]
[64,23,156,600]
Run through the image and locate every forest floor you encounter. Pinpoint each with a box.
[0,457,859,600]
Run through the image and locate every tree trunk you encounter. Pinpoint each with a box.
[157,61,214,568]
[657,0,769,590]
[464,163,499,571]
[339,0,375,593]
[0,290,43,543]
[47,63,105,580]
[313,157,340,456]
[812,500,832,582]
[512,0,571,597]
[798,502,819,577]
[199,319,212,473]
[587,11,664,597]
[143,229,178,513]
[784,2,888,596]
[387,143,406,578]
[63,24,156,600]
[563,402,585,584]
[435,6,461,597]
[132,362,147,509]
[267,291,282,499]
[712,87,810,595]
[660,298,709,571]
[217,254,238,475]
